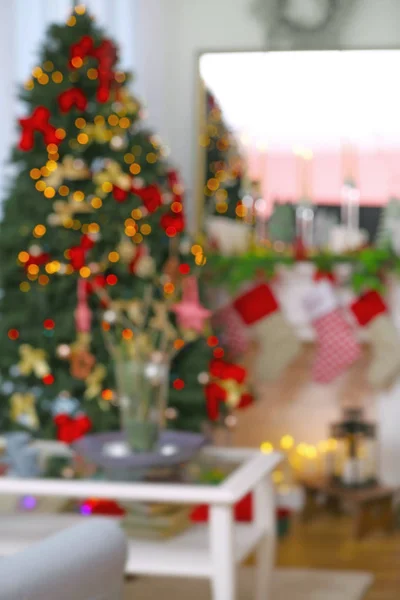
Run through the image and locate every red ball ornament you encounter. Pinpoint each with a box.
[43,374,55,385]
[43,319,55,330]
[173,379,185,390]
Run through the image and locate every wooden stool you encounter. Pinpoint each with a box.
[300,477,396,539]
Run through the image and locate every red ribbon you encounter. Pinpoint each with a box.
[70,35,117,103]
[23,252,50,272]
[54,413,92,444]
[19,107,61,152]
[69,234,95,270]
[132,184,163,213]
[58,88,88,113]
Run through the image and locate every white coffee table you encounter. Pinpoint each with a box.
[0,445,281,600]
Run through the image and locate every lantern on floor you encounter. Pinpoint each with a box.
[330,408,378,488]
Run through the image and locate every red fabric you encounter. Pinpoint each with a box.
[233,284,279,325]
[132,184,163,213]
[58,88,88,113]
[191,493,253,523]
[312,308,361,383]
[19,107,60,151]
[350,290,387,326]
[54,414,92,444]
[211,304,249,357]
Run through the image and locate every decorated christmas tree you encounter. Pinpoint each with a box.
[0,7,243,441]
[202,91,247,220]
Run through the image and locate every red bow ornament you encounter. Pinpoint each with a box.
[23,251,50,272]
[58,88,88,113]
[54,413,92,444]
[19,107,61,152]
[205,359,253,421]
[69,234,95,270]
[70,35,117,103]
[132,184,163,213]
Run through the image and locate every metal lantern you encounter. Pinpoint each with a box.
[330,408,378,488]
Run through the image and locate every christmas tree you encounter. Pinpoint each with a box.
[0,7,223,440]
[202,91,247,220]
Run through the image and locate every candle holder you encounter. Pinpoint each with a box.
[330,408,378,488]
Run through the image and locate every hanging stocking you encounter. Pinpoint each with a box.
[304,281,361,383]
[350,290,400,389]
[212,303,249,358]
[233,284,300,381]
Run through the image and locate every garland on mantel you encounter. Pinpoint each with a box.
[206,246,400,293]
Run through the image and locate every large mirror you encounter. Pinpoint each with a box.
[197,50,400,253]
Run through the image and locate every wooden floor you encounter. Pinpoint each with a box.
[276,514,400,599]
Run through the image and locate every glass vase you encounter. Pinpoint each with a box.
[114,355,169,453]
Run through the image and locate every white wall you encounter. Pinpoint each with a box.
[153,0,400,225]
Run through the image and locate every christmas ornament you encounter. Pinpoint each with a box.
[56,344,71,359]
[93,159,131,197]
[51,392,80,417]
[18,106,61,151]
[172,276,211,333]
[83,122,112,144]
[132,184,163,213]
[117,238,136,264]
[70,349,95,380]
[303,281,361,383]
[149,301,176,340]
[58,87,87,113]
[163,256,181,282]
[10,393,39,430]
[160,211,185,235]
[44,155,90,189]
[18,345,50,379]
[54,413,92,444]
[205,359,253,421]
[84,364,107,399]
[233,284,300,381]
[350,291,400,388]
[48,199,93,227]
[75,278,92,334]
[69,35,117,103]
[22,251,50,272]
[69,234,95,270]
[135,255,155,279]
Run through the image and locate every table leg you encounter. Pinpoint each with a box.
[210,504,236,600]
[254,476,275,600]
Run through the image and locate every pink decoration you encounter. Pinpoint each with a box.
[172,276,211,333]
[75,278,92,334]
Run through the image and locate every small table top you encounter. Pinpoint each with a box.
[0,442,282,506]
[299,477,396,502]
